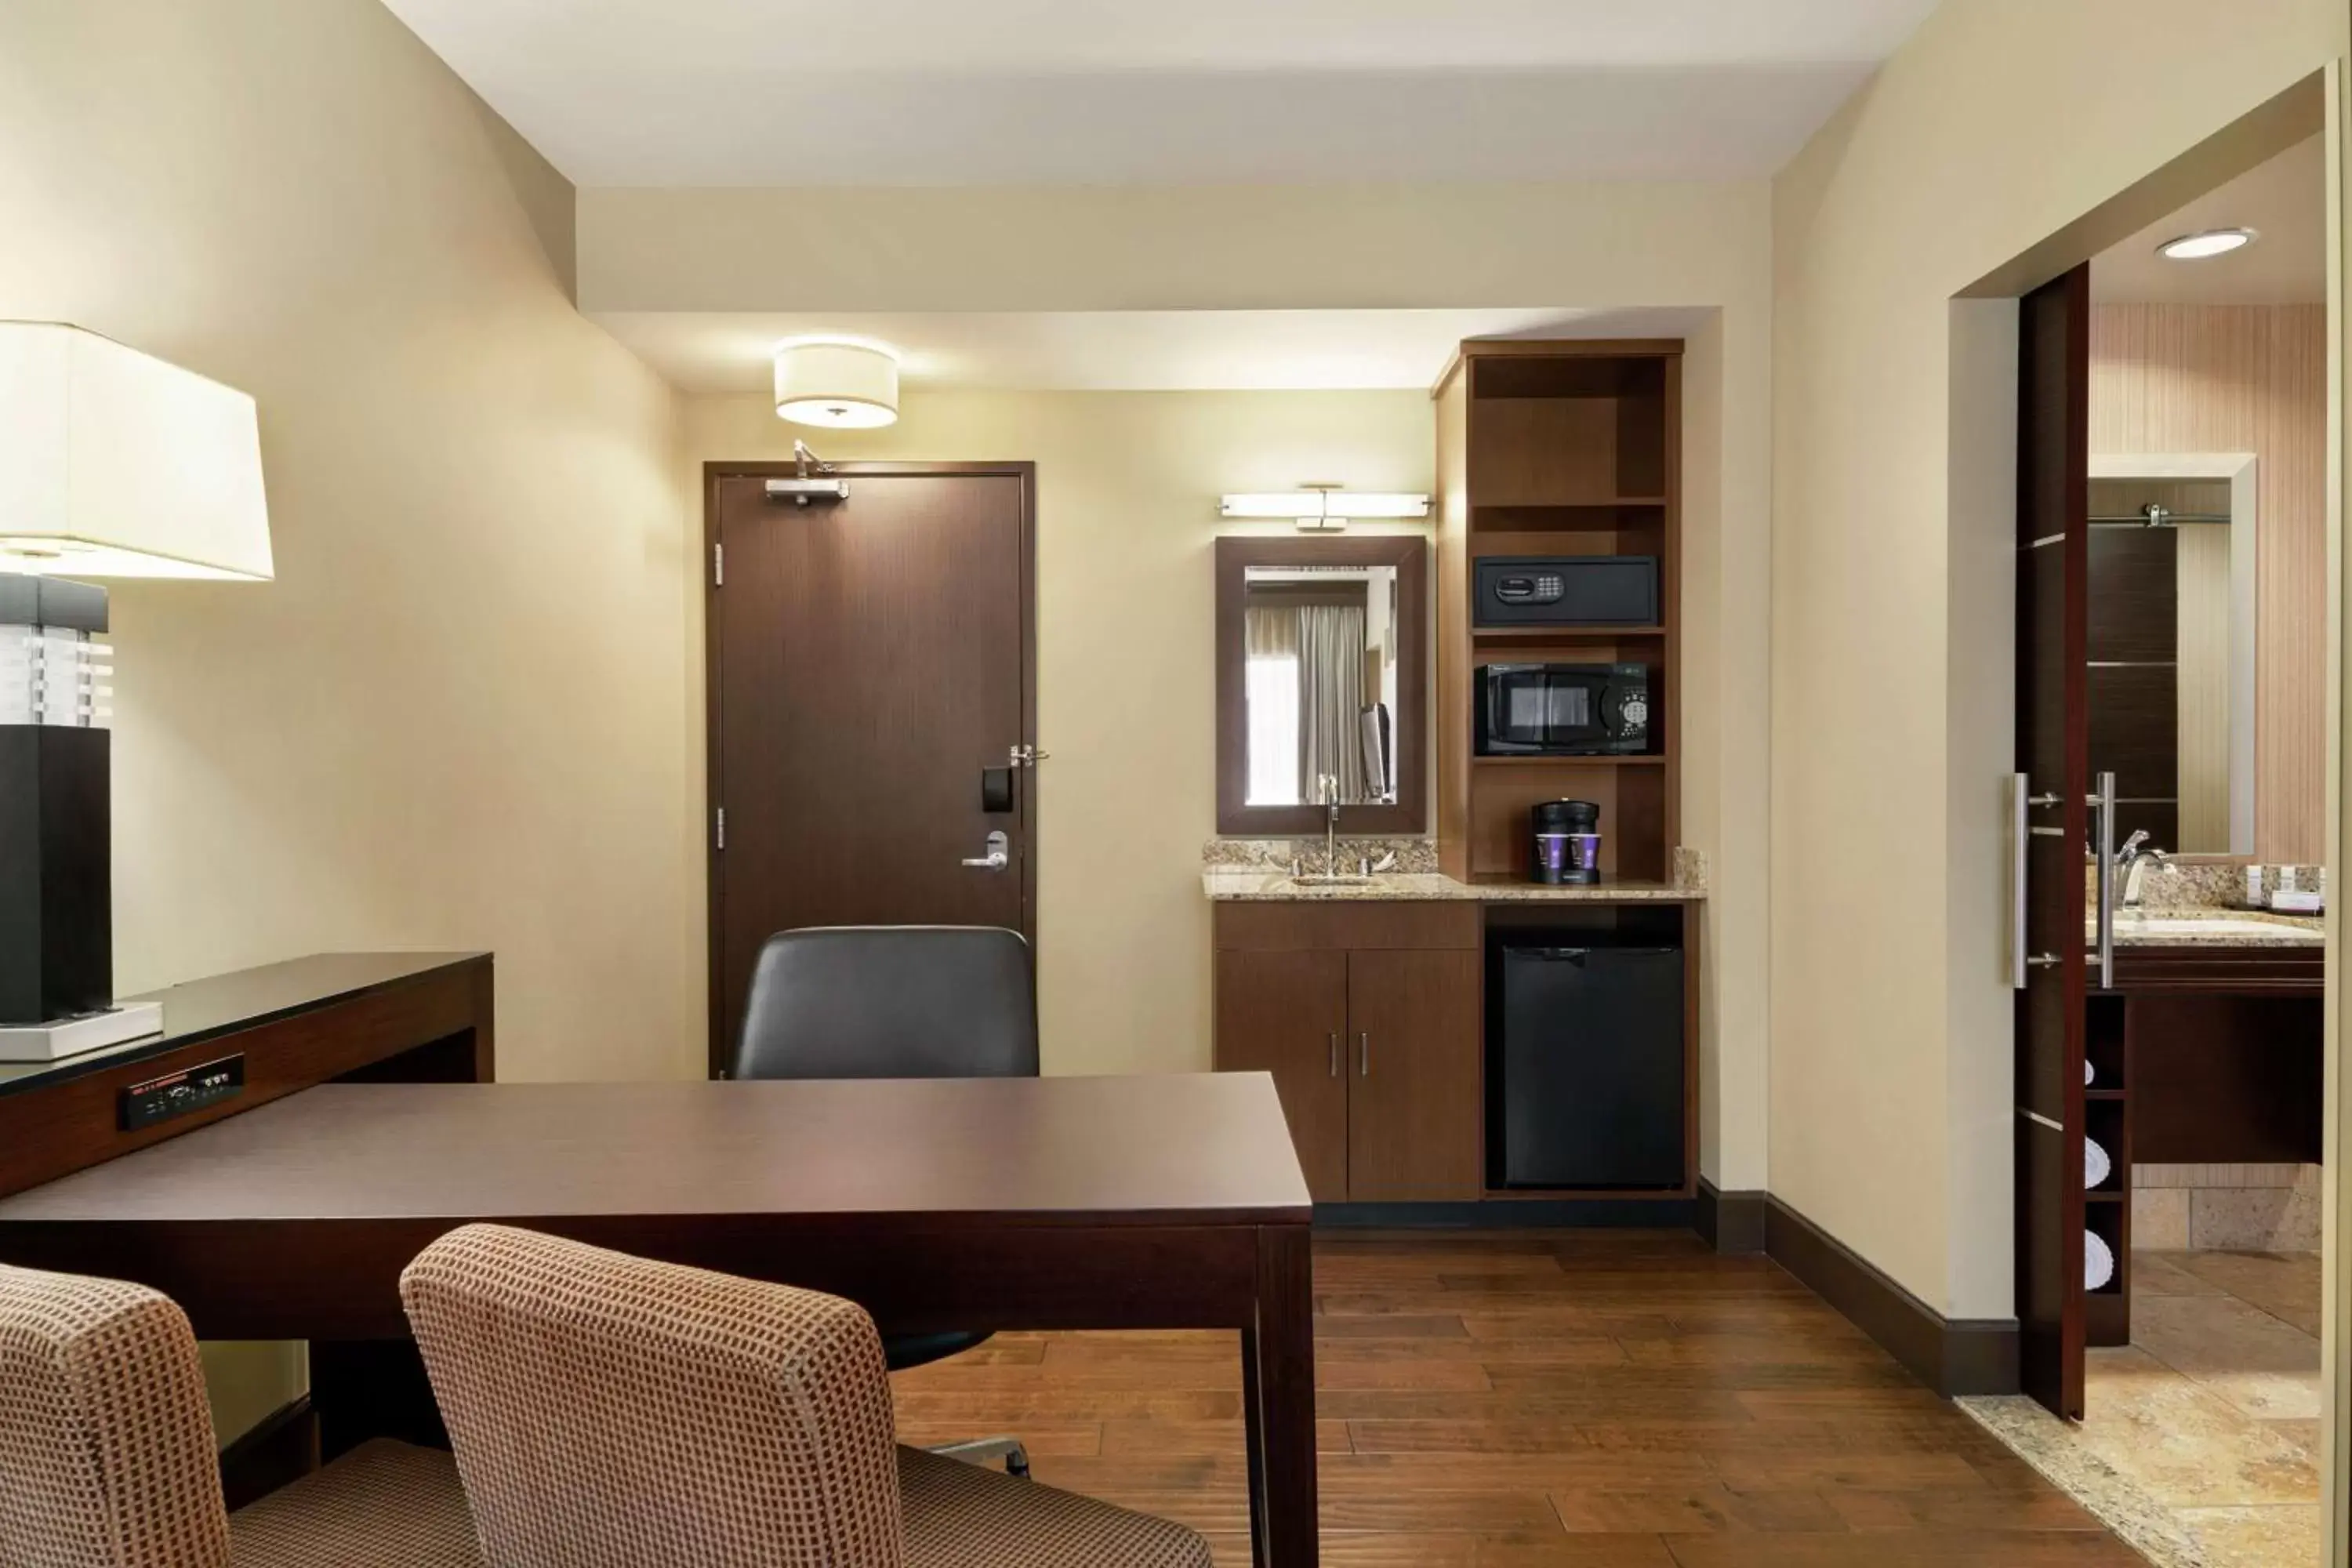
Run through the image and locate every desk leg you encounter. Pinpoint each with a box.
[1239,1327,1268,1568]
[310,1339,448,1459]
[1247,1224,1317,1568]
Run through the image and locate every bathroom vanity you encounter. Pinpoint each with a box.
[1205,866,1704,1207]
[1207,338,1702,1214]
[2084,911,2324,1344]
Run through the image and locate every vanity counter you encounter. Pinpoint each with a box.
[1203,869,1704,903]
[2097,910,2323,948]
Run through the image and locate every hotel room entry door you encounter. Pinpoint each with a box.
[705,462,1036,1073]
[2014,264,2092,1421]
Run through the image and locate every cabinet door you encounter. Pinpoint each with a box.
[1346,949,1482,1200]
[1214,948,1348,1201]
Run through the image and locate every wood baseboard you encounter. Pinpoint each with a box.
[1316,1199,1697,1229]
[1696,1178,1766,1254]
[1764,1196,2019,1398]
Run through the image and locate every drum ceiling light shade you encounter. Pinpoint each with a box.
[0,322,273,579]
[773,339,900,429]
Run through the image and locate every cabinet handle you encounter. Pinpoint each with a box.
[1359,1031,1370,1077]
[1328,1032,1339,1079]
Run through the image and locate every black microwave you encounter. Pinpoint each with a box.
[1475,556,1658,627]
[1478,663,1651,756]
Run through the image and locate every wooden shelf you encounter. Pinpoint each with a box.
[1472,625,1665,641]
[2086,1190,2125,1203]
[2087,1088,2126,1102]
[1472,753,1666,768]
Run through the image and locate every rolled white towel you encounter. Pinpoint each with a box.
[2085,1137,2111,1190]
[2085,1058,2095,1087]
[2085,1229,2115,1291]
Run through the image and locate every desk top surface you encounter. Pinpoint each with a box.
[0,953,488,1098]
[0,1074,1312,1227]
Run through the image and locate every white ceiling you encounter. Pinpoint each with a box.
[599,307,1711,394]
[379,0,1940,185]
[2092,136,2325,305]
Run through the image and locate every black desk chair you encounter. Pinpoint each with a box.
[731,924,1037,1478]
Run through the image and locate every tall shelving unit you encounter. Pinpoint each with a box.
[1434,340,1682,883]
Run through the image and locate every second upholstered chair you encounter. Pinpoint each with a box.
[0,1261,478,1568]
[399,1224,1211,1568]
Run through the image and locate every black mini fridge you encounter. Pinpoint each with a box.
[1491,941,1685,1189]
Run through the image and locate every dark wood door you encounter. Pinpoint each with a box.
[707,464,1035,1071]
[1345,949,1480,1201]
[1212,949,1348,1202]
[2015,265,2092,1419]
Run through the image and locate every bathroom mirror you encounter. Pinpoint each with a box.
[2085,464,2256,856]
[1214,535,1426,835]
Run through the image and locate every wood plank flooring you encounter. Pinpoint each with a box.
[890,1230,2145,1566]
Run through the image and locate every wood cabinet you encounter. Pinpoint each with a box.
[1344,949,1481,1200]
[1212,903,1481,1203]
[1213,949,1348,1200]
[1433,340,1682,887]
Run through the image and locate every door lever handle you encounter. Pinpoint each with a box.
[960,829,1011,869]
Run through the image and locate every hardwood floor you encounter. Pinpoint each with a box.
[891,1230,2143,1566]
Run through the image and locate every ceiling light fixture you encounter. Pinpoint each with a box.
[2157,227,2256,261]
[1220,488,1431,532]
[773,338,899,429]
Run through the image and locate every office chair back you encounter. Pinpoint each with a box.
[402,1223,906,1568]
[0,1264,231,1568]
[732,926,1037,1081]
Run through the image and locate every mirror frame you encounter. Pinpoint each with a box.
[1214,533,1428,837]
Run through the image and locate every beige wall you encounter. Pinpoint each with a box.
[2090,304,2330,862]
[624,181,1778,1190]
[1,0,689,1428]
[1773,3,2344,1318]
[689,390,1430,1077]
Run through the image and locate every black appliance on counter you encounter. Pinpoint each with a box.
[1490,936,1686,1189]
[1530,799,1601,886]
[1475,555,1658,627]
[1477,662,1650,756]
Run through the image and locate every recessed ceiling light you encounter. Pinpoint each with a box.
[2158,227,2256,261]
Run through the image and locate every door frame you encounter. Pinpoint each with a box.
[701,459,1039,1076]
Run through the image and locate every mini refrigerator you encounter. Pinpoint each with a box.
[1490,941,1685,1189]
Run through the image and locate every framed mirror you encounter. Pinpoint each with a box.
[1214,534,1427,835]
[2086,459,2258,857]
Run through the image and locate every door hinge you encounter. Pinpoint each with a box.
[714,807,725,851]
[713,541,724,587]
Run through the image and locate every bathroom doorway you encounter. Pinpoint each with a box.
[1973,96,2337,1568]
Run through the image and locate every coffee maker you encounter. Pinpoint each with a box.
[1530,799,1602,885]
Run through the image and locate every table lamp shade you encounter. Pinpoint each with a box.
[0,322,273,580]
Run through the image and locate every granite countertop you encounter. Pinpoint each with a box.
[1202,869,1703,902]
[2099,909,2324,948]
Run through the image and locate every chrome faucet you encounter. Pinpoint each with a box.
[1319,773,1340,875]
[2113,830,2170,908]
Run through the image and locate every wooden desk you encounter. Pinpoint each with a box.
[0,953,494,1200]
[0,1073,1320,1567]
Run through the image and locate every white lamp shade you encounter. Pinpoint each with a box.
[773,340,899,429]
[0,323,273,580]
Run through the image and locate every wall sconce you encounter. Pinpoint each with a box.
[1218,488,1432,532]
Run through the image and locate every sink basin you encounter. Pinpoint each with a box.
[1289,874,1374,887]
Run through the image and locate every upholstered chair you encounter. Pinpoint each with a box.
[399,1222,1213,1568]
[0,1261,479,1567]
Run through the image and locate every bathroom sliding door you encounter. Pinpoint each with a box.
[2014,263,2092,1421]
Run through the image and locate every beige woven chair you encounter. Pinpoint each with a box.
[0,1261,479,1568]
[399,1223,1214,1568]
